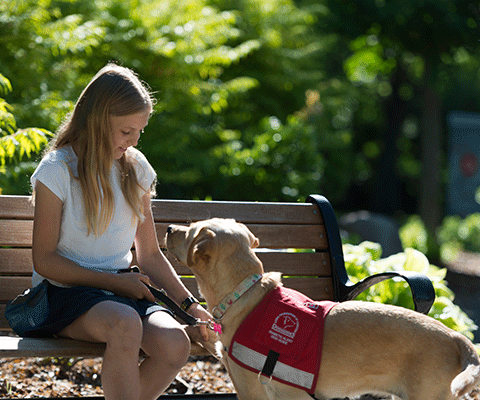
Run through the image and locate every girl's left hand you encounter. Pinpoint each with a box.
[188,303,212,341]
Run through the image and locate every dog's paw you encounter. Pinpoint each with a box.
[185,325,220,359]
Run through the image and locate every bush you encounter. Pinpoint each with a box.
[0,72,52,194]
[399,213,480,265]
[437,213,480,263]
[344,241,477,340]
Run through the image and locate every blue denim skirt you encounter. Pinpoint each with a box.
[24,283,171,337]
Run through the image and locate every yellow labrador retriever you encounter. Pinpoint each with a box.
[166,218,480,400]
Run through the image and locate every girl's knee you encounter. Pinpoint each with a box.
[163,327,191,371]
[171,327,191,364]
[164,326,191,361]
[144,325,191,367]
[104,306,143,351]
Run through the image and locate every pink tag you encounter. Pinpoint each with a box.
[213,323,223,335]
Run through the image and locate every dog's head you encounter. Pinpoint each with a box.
[166,218,263,300]
[166,218,259,268]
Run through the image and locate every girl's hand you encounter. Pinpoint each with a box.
[188,303,212,341]
[114,272,156,302]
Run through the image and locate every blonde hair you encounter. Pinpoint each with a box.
[41,64,156,236]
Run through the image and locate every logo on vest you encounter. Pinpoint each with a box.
[269,312,299,345]
[304,302,319,310]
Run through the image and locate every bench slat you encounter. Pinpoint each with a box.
[0,277,211,305]
[0,336,106,358]
[0,196,323,225]
[156,223,328,249]
[151,200,322,225]
[0,249,330,277]
[167,251,331,277]
[0,248,33,274]
[0,195,34,220]
[0,221,328,250]
[0,220,33,247]
[0,336,209,359]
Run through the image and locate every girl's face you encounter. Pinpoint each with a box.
[110,109,151,159]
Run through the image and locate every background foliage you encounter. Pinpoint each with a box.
[0,72,52,194]
[2,0,480,227]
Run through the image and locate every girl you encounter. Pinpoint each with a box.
[28,64,211,399]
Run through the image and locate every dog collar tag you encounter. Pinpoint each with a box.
[213,322,223,335]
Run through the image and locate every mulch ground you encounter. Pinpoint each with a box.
[2,356,480,399]
[0,356,234,398]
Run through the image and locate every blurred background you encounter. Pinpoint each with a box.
[1,0,480,268]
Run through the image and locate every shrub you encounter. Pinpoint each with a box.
[344,241,477,340]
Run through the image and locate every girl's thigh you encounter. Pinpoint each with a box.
[58,300,143,343]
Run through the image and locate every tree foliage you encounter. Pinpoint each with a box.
[1,0,355,201]
[307,0,480,221]
[0,72,52,193]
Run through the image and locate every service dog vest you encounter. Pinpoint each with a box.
[228,286,336,394]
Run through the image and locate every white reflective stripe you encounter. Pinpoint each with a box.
[231,341,314,389]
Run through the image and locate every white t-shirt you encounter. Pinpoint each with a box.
[30,145,156,287]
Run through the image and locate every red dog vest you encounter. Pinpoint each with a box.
[228,286,336,394]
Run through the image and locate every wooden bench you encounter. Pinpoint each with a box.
[0,194,435,399]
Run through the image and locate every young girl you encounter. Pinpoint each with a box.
[28,64,211,400]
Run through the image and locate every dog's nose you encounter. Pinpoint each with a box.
[167,226,173,234]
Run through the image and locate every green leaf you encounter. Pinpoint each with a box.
[0,128,52,167]
[403,248,430,274]
[0,74,13,97]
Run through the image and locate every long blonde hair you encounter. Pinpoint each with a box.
[42,64,156,236]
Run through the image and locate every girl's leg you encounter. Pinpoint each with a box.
[139,311,191,400]
[58,301,144,400]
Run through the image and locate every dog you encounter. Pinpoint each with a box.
[166,218,480,400]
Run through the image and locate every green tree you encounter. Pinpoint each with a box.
[3,0,354,201]
[0,72,52,194]
[310,0,480,228]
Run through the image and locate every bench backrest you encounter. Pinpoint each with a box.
[0,195,339,332]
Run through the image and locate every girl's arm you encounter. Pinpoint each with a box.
[134,193,211,339]
[133,193,192,303]
[32,180,154,301]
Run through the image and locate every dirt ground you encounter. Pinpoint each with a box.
[1,356,480,399]
[0,356,234,398]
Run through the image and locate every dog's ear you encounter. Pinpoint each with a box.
[190,228,216,266]
[238,222,259,248]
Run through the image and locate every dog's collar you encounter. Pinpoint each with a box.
[212,273,263,321]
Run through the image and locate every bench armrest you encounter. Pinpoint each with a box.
[307,194,435,315]
[343,271,435,315]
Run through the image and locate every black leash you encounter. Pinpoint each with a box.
[147,284,199,326]
[118,267,201,327]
